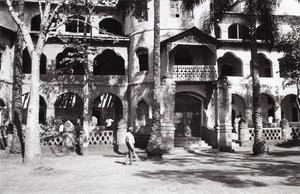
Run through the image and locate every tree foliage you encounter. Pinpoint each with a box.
[277,26,300,85]
[277,26,300,110]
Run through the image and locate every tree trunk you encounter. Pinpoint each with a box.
[152,0,161,136]
[249,8,267,155]
[146,0,164,157]
[12,0,25,159]
[24,51,42,164]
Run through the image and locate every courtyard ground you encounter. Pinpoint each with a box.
[0,145,299,194]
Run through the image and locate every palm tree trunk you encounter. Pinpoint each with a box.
[249,2,267,155]
[146,0,164,157]
[152,0,161,136]
[12,0,25,159]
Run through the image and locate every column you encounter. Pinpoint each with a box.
[274,104,281,126]
[215,75,233,151]
[160,73,176,152]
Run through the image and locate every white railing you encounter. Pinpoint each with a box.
[172,65,217,81]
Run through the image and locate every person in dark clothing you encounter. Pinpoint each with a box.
[5,121,14,154]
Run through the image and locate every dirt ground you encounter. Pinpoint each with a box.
[0,145,300,194]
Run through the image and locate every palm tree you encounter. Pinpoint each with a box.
[146,0,165,157]
[182,0,292,155]
[12,0,25,159]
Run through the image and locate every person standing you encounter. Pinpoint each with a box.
[105,118,114,130]
[123,127,138,165]
[5,120,14,155]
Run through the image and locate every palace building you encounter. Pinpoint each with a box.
[1,0,300,151]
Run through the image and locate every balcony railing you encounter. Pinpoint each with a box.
[172,65,217,82]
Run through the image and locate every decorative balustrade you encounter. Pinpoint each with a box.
[172,65,217,82]
[40,130,114,147]
[248,128,282,141]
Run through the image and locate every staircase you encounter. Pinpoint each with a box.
[174,137,211,151]
[231,132,241,147]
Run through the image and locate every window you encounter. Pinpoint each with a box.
[31,15,41,31]
[66,16,89,33]
[0,52,2,70]
[136,48,148,71]
[56,48,85,75]
[215,25,221,38]
[258,53,272,77]
[99,18,122,35]
[22,48,47,74]
[93,49,125,75]
[135,1,148,22]
[137,100,149,126]
[170,0,192,19]
[228,24,250,39]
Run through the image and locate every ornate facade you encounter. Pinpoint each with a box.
[1,0,300,150]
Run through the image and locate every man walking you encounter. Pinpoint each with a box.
[123,127,138,165]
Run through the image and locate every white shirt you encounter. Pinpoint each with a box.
[59,124,64,133]
[125,132,135,145]
[105,118,114,127]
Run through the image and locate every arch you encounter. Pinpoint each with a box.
[31,14,41,31]
[228,23,250,39]
[215,25,221,38]
[261,93,275,126]
[256,25,264,40]
[54,92,83,125]
[257,53,272,77]
[217,52,243,76]
[92,93,123,129]
[175,47,192,65]
[22,48,47,74]
[231,94,246,129]
[65,15,89,33]
[0,51,2,70]
[0,26,17,48]
[136,47,148,71]
[175,92,204,138]
[136,99,149,127]
[22,93,47,124]
[93,49,125,75]
[99,18,122,35]
[56,47,85,75]
[281,94,298,122]
[0,99,5,108]
[0,99,7,125]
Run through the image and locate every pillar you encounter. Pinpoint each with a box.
[215,75,233,151]
[160,73,176,152]
[117,119,127,152]
[274,104,281,126]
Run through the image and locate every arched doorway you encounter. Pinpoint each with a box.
[175,93,203,138]
[261,93,275,127]
[92,93,123,130]
[281,94,299,122]
[0,99,6,125]
[22,93,47,124]
[231,94,246,129]
[54,92,83,125]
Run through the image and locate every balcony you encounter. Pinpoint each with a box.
[172,65,217,82]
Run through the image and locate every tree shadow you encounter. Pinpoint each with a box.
[133,149,300,188]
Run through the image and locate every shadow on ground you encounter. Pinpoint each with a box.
[132,148,300,188]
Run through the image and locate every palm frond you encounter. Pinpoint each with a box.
[182,0,207,10]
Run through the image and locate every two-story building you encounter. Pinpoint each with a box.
[1,0,300,150]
